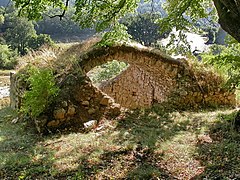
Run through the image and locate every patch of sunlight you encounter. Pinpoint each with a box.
[158,132,203,179]
[43,128,122,173]
[159,132,197,150]
[0,136,5,142]
[128,41,149,50]
[53,156,80,172]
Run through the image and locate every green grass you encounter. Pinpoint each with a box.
[0,105,239,179]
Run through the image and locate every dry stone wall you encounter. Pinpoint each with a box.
[100,65,177,108]
[10,41,236,133]
[80,43,236,109]
[100,62,236,109]
[10,69,121,133]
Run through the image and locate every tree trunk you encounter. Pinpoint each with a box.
[213,0,240,42]
[235,111,240,130]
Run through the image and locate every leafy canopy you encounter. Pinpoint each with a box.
[4,16,36,55]
[203,44,240,90]
[0,44,17,69]
[11,0,240,43]
[159,0,216,32]
[13,0,139,32]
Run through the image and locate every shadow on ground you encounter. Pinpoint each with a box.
[193,112,240,179]
[1,105,239,179]
[0,107,56,179]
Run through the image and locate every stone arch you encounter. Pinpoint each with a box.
[10,40,236,133]
[79,44,181,74]
[76,42,235,110]
[79,44,184,108]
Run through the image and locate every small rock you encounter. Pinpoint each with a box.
[110,103,121,116]
[100,96,110,106]
[88,108,96,115]
[67,105,76,116]
[53,108,66,119]
[11,117,18,124]
[61,101,68,107]
[82,101,90,106]
[84,120,97,130]
[96,126,104,131]
[47,120,60,127]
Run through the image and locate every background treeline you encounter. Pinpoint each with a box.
[0,2,95,69]
[0,0,231,70]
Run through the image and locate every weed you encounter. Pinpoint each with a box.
[20,66,59,118]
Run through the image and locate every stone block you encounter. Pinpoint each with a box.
[84,120,97,130]
[47,120,60,127]
[67,105,76,116]
[100,96,110,106]
[82,101,90,106]
[88,108,96,115]
[53,108,66,119]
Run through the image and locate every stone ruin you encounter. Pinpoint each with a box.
[10,39,236,133]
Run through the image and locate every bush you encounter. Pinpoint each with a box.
[202,44,240,90]
[0,44,17,69]
[28,34,54,50]
[20,67,59,118]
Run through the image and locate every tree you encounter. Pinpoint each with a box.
[212,0,240,42]
[28,34,53,50]
[11,0,240,43]
[4,16,37,55]
[124,13,168,46]
[1,7,54,55]
[0,7,5,26]
[160,0,240,43]
[35,8,95,41]
[0,15,4,25]
[0,44,17,69]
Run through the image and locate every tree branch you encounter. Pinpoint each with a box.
[213,0,240,42]
[49,0,70,20]
[219,0,239,18]
[18,0,30,16]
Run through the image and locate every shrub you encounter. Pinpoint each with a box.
[202,44,240,90]
[28,34,54,50]
[0,44,18,69]
[20,67,59,118]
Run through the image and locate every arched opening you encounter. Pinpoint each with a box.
[87,60,129,86]
[79,44,182,109]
